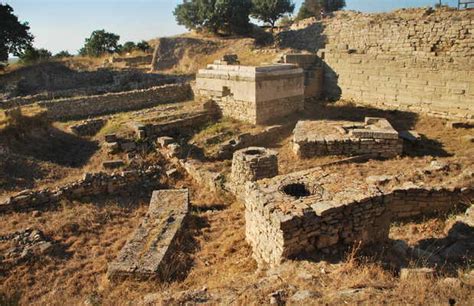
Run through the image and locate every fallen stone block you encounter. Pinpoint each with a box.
[156,136,175,148]
[400,268,435,280]
[105,134,117,143]
[107,189,189,281]
[446,121,474,129]
[103,160,125,169]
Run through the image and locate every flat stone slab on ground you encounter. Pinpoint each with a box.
[107,189,189,281]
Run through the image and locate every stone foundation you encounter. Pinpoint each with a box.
[245,167,473,266]
[293,117,403,158]
[37,83,192,121]
[107,189,189,281]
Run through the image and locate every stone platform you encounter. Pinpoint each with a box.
[107,189,189,281]
[292,117,403,158]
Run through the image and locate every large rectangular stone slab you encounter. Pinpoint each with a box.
[107,189,189,281]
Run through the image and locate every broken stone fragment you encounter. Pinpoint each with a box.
[103,160,125,169]
[399,130,421,143]
[400,268,435,280]
[104,134,117,143]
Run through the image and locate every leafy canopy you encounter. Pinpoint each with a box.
[297,0,346,20]
[174,0,253,35]
[251,0,295,28]
[0,4,34,62]
[80,30,120,57]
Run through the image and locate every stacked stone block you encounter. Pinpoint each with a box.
[244,167,473,266]
[195,61,304,124]
[277,9,474,119]
[231,147,278,194]
[293,117,403,159]
[37,83,192,121]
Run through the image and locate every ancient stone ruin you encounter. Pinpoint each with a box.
[195,58,305,124]
[107,189,189,281]
[244,167,472,266]
[293,117,403,158]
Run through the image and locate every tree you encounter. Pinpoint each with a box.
[251,0,295,29]
[296,0,345,20]
[121,41,136,53]
[136,40,151,52]
[54,50,73,58]
[174,0,252,35]
[18,47,51,64]
[81,30,120,57]
[0,4,34,63]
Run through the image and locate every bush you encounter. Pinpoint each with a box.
[54,50,73,58]
[19,47,51,64]
[296,0,346,20]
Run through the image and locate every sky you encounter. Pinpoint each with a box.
[4,0,461,55]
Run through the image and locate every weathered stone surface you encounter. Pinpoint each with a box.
[70,118,106,136]
[230,147,278,195]
[195,59,304,124]
[107,189,189,281]
[400,268,435,280]
[103,160,125,169]
[244,165,473,266]
[293,118,403,159]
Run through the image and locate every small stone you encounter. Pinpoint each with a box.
[289,290,320,302]
[104,134,117,143]
[103,160,125,169]
[400,268,435,280]
[31,210,41,218]
[121,142,136,152]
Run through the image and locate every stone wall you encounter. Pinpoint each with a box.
[244,166,473,266]
[293,118,403,159]
[278,9,474,120]
[0,166,163,214]
[230,147,278,195]
[37,83,192,121]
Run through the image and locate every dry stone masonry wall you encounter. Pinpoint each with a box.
[0,167,163,214]
[278,9,474,119]
[244,166,473,266]
[230,147,278,195]
[37,83,192,121]
[293,117,403,158]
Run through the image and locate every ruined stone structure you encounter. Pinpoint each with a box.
[245,167,473,266]
[293,117,403,158]
[279,54,324,99]
[0,167,162,214]
[195,60,304,124]
[108,189,189,281]
[231,147,278,194]
[278,9,474,120]
[37,83,192,121]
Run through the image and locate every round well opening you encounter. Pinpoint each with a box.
[282,183,311,198]
[244,149,264,156]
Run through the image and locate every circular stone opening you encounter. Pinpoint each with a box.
[282,183,312,198]
[244,149,264,156]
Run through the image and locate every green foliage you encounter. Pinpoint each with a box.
[174,0,253,35]
[136,40,151,52]
[0,4,34,62]
[54,50,73,58]
[251,0,295,28]
[18,47,51,64]
[296,0,346,20]
[121,41,136,53]
[80,30,120,57]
